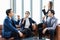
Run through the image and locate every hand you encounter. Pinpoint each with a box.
[32,24,36,30]
[16,25,20,27]
[22,18,25,24]
[44,5,46,9]
[42,16,46,20]
[42,28,47,34]
[18,31,23,37]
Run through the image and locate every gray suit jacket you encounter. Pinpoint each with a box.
[43,16,57,30]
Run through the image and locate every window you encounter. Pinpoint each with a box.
[16,0,22,19]
[54,0,60,24]
[16,0,31,19]
[24,0,31,17]
[16,0,42,24]
[32,0,41,24]
[0,0,10,24]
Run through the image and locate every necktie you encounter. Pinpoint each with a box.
[47,18,52,27]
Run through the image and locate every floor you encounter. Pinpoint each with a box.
[0,35,50,40]
[23,37,50,40]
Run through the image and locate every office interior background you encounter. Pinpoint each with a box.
[0,0,60,25]
[0,0,60,40]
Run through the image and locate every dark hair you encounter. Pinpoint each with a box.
[48,10,55,15]
[6,9,12,16]
[49,1,53,9]
[25,11,30,14]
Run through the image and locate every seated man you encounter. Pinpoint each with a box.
[16,15,21,25]
[2,9,23,40]
[19,11,37,37]
[38,10,57,40]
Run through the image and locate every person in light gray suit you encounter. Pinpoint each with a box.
[42,10,57,40]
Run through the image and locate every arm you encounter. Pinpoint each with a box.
[42,9,47,15]
[15,15,20,25]
[14,20,20,25]
[47,19,57,30]
[5,19,18,33]
[19,18,25,28]
[21,18,25,25]
[30,18,36,23]
[42,16,47,24]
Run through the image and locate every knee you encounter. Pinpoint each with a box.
[32,24,37,30]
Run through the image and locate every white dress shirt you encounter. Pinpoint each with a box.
[25,18,30,28]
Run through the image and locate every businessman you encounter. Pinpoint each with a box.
[38,10,57,40]
[2,9,23,40]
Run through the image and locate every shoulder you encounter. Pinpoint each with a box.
[4,17,10,23]
[53,17,57,22]
[53,17,57,20]
[4,17,8,21]
[29,18,32,19]
[29,18,33,21]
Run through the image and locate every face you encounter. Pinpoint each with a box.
[25,11,30,18]
[17,15,20,19]
[9,10,14,17]
[48,11,52,17]
[48,2,50,9]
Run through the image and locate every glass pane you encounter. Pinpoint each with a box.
[16,0,22,19]
[0,0,10,24]
[54,0,60,24]
[24,0,30,17]
[32,0,40,24]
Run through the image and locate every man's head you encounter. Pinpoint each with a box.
[25,11,30,18]
[6,9,14,17]
[47,10,55,17]
[17,15,20,19]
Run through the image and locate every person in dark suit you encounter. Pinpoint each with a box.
[38,10,57,40]
[16,15,21,25]
[19,11,37,37]
[2,9,23,40]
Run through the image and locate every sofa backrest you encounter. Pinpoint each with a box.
[0,25,2,35]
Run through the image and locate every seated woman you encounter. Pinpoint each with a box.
[19,11,37,38]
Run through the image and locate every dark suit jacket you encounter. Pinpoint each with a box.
[20,18,36,31]
[2,16,19,38]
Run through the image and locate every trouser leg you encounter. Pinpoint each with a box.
[49,30,55,40]
[11,32,21,40]
[38,23,43,39]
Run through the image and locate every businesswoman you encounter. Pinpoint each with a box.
[42,1,53,16]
